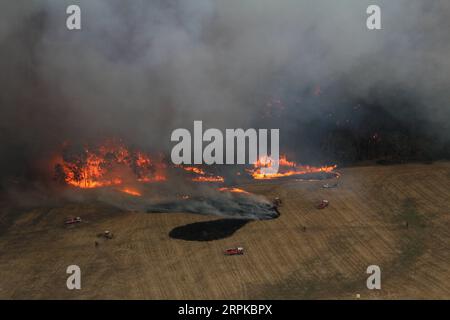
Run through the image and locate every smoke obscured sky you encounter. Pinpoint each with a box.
[1,0,449,179]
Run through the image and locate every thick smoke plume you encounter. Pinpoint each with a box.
[1,0,450,185]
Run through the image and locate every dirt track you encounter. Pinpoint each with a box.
[0,163,449,299]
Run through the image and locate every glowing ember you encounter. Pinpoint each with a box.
[54,140,166,188]
[181,166,224,182]
[218,187,249,194]
[250,155,337,180]
[192,175,225,182]
[119,187,142,197]
[183,166,206,175]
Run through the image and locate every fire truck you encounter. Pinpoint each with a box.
[224,247,244,255]
[317,200,329,209]
[65,216,82,225]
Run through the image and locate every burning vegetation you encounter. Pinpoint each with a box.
[53,140,167,189]
[52,139,338,204]
[218,187,250,194]
[181,166,225,183]
[249,155,337,180]
[52,140,229,197]
[47,140,339,219]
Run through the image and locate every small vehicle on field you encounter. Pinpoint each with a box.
[224,247,244,255]
[317,200,329,209]
[65,216,82,225]
[97,230,114,239]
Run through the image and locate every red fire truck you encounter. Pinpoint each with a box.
[65,216,82,225]
[224,247,244,255]
[317,200,329,209]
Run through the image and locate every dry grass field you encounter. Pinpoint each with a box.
[0,162,449,299]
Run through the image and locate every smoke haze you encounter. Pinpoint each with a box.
[1,0,450,182]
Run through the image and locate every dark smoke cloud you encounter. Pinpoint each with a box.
[1,0,450,182]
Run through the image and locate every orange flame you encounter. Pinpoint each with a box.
[218,187,249,194]
[183,166,206,175]
[54,140,166,188]
[119,187,142,197]
[181,166,224,183]
[251,155,337,180]
[192,175,225,183]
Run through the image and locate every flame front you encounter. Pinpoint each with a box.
[119,187,142,197]
[250,154,337,180]
[218,187,249,194]
[182,166,224,182]
[53,140,336,191]
[54,140,166,190]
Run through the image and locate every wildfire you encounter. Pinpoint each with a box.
[250,155,337,180]
[54,140,166,189]
[53,140,335,190]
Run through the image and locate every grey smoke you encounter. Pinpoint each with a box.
[1,0,450,182]
[145,193,278,220]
